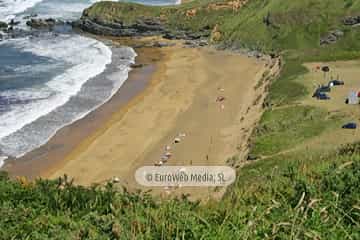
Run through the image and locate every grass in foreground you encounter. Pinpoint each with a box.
[0,151,359,239]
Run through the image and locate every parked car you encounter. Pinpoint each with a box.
[342,122,357,129]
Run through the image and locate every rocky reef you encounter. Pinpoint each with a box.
[0,16,71,42]
[26,18,57,29]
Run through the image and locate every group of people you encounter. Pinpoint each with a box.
[155,133,186,167]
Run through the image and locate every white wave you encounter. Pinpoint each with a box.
[0,34,112,140]
[0,46,136,158]
[0,156,6,168]
[0,0,44,21]
[0,0,172,159]
[25,47,137,156]
[20,0,113,21]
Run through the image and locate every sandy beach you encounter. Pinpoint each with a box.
[3,36,280,199]
[48,41,278,198]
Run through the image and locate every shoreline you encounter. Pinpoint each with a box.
[2,43,166,179]
[49,42,279,199]
[3,35,280,200]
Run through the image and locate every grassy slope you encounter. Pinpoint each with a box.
[0,153,359,239]
[1,0,360,239]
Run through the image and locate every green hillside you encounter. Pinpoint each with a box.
[85,0,360,51]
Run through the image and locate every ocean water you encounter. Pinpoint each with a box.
[0,0,177,165]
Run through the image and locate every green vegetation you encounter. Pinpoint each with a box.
[83,2,162,24]
[251,106,341,156]
[2,0,360,238]
[87,0,360,50]
[0,153,359,239]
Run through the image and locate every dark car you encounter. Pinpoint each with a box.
[342,122,357,129]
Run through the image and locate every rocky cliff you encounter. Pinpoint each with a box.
[72,1,211,41]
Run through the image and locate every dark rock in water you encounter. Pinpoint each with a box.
[23,14,38,20]
[343,16,360,26]
[9,19,20,26]
[0,21,8,30]
[45,18,57,24]
[26,18,58,29]
[320,30,344,45]
[1,26,37,41]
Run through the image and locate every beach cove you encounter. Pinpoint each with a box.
[4,36,279,199]
[0,0,281,200]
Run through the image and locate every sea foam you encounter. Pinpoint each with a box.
[0,35,111,139]
[0,0,44,21]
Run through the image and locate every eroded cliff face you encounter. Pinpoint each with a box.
[72,2,210,41]
[73,15,166,37]
[73,14,210,40]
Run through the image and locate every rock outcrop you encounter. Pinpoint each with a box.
[1,18,70,42]
[343,16,360,26]
[320,30,344,45]
[73,16,210,41]
[26,18,58,29]
[73,17,166,37]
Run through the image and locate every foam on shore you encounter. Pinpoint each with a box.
[0,0,44,21]
[0,34,137,164]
